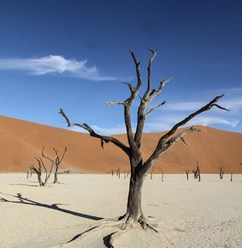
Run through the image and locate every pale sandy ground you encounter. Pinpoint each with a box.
[0,173,242,248]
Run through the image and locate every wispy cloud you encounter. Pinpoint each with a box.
[69,114,239,135]
[144,115,239,133]
[68,87,242,135]
[0,55,117,81]
[165,101,206,111]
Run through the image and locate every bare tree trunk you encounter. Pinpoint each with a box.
[126,172,145,222]
[37,173,44,186]
[218,166,224,179]
[230,173,233,182]
[53,147,67,184]
[53,166,59,184]
[117,167,120,179]
[193,161,201,182]
[31,166,44,186]
[161,171,164,182]
[185,170,189,181]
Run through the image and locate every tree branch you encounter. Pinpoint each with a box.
[141,126,200,174]
[58,109,130,155]
[141,94,227,174]
[160,94,227,142]
[123,82,134,93]
[105,101,126,106]
[143,48,157,100]
[146,77,172,103]
[53,146,67,164]
[145,101,166,116]
[129,50,142,92]
[165,126,200,147]
[41,146,54,162]
[134,76,172,148]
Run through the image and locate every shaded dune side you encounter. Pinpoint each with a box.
[0,116,241,173]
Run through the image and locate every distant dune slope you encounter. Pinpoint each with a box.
[0,116,242,173]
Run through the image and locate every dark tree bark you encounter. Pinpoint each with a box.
[185,169,190,181]
[30,147,56,186]
[116,167,121,179]
[161,170,164,182]
[30,160,44,186]
[26,167,29,179]
[52,147,67,184]
[126,172,144,223]
[59,50,227,227]
[218,166,224,179]
[192,161,201,182]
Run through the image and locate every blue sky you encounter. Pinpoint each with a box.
[0,0,242,134]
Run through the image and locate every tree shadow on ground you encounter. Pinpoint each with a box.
[10,183,39,187]
[0,192,103,221]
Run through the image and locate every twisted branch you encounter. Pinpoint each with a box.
[58,109,130,155]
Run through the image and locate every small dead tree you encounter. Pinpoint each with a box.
[30,159,44,186]
[26,167,29,179]
[31,147,56,186]
[230,172,233,182]
[218,166,224,179]
[53,146,67,184]
[59,50,227,233]
[192,161,201,182]
[161,170,164,182]
[26,165,34,179]
[185,169,190,181]
[116,167,121,178]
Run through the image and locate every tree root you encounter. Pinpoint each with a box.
[68,214,159,248]
[107,216,158,248]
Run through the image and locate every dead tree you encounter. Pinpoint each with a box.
[218,166,224,179]
[53,146,67,184]
[26,165,34,179]
[185,169,190,181]
[30,159,44,186]
[26,167,29,179]
[41,147,56,185]
[192,161,201,182]
[59,49,227,230]
[31,147,56,186]
[161,170,164,182]
[230,172,233,182]
[116,167,121,178]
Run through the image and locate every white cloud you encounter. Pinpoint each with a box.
[0,55,116,81]
[165,101,206,111]
[189,116,240,128]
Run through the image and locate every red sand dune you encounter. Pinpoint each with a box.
[0,115,242,173]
